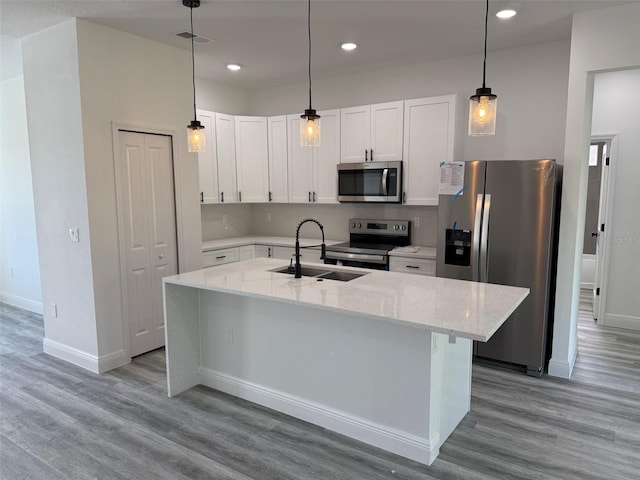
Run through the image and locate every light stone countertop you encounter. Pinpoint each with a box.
[165,257,529,342]
[388,246,437,260]
[202,236,343,252]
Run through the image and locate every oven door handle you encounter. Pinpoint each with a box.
[324,251,388,264]
[381,168,389,196]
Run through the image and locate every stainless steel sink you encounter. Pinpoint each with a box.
[270,265,367,282]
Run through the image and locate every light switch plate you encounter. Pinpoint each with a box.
[69,228,79,242]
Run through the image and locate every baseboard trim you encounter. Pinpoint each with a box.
[199,367,438,465]
[548,343,578,379]
[603,314,640,331]
[0,292,43,314]
[43,338,130,374]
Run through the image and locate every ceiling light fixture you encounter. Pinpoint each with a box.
[184,0,205,152]
[496,9,517,19]
[341,42,357,51]
[300,0,321,147]
[469,0,498,136]
[227,64,242,71]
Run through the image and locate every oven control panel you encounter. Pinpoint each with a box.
[348,218,410,237]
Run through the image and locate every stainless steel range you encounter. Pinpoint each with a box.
[324,218,411,270]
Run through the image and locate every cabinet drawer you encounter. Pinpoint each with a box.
[203,248,239,267]
[389,257,435,276]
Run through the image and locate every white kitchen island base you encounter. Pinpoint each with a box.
[164,259,528,466]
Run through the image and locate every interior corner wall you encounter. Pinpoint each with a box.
[21,19,99,358]
[246,40,571,164]
[196,77,250,115]
[591,69,640,329]
[0,75,42,313]
[549,2,640,378]
[74,19,203,362]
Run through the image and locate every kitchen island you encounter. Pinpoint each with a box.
[163,258,528,465]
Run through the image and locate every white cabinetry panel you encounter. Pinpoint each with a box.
[402,95,459,206]
[215,113,237,204]
[196,110,218,204]
[235,116,269,203]
[268,116,289,203]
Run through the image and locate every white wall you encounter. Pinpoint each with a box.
[21,19,216,372]
[549,2,640,378]
[591,69,640,329]
[0,75,42,313]
[196,77,249,115]
[22,20,100,360]
[248,40,571,164]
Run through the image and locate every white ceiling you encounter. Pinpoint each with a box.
[0,0,635,87]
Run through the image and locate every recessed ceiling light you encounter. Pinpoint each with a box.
[341,42,357,51]
[227,64,241,71]
[496,9,517,19]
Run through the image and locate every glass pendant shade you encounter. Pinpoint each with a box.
[468,88,497,136]
[300,110,321,147]
[187,120,206,153]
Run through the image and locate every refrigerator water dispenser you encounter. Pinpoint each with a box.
[444,229,472,266]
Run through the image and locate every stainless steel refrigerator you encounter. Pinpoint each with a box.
[436,159,562,377]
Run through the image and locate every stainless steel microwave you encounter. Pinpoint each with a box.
[337,161,402,203]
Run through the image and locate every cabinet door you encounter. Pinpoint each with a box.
[197,110,219,204]
[235,116,269,203]
[403,95,457,206]
[268,116,289,203]
[370,101,404,162]
[340,105,370,162]
[287,114,314,203]
[238,245,255,261]
[215,113,237,204]
[313,109,340,204]
[254,245,272,258]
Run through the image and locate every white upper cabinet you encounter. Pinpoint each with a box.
[340,101,404,163]
[197,110,219,204]
[235,116,269,203]
[267,115,289,203]
[402,94,459,206]
[215,113,238,204]
[287,109,340,204]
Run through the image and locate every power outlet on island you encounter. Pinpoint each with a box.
[224,326,234,344]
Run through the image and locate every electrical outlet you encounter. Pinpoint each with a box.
[50,303,58,318]
[266,212,272,222]
[222,214,228,224]
[224,327,233,344]
[9,267,14,278]
[413,216,421,228]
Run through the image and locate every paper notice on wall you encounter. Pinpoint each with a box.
[439,162,466,196]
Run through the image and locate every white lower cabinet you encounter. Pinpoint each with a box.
[254,245,273,258]
[203,248,240,267]
[389,257,436,276]
[238,245,255,261]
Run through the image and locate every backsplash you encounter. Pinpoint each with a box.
[202,203,438,246]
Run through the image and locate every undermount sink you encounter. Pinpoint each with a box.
[270,265,368,282]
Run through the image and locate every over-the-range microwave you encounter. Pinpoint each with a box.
[337,161,402,203]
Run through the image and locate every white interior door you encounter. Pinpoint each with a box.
[592,138,613,321]
[118,131,177,357]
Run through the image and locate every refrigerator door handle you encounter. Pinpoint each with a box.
[473,193,483,282]
[480,194,492,283]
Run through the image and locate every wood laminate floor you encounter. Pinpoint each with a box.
[1,294,639,479]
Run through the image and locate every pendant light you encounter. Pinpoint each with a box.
[469,0,498,136]
[300,0,321,147]
[185,0,205,152]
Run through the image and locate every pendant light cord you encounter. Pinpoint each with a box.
[482,0,488,88]
[307,0,312,109]
[190,5,197,120]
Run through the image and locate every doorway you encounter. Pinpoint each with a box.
[115,130,178,357]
